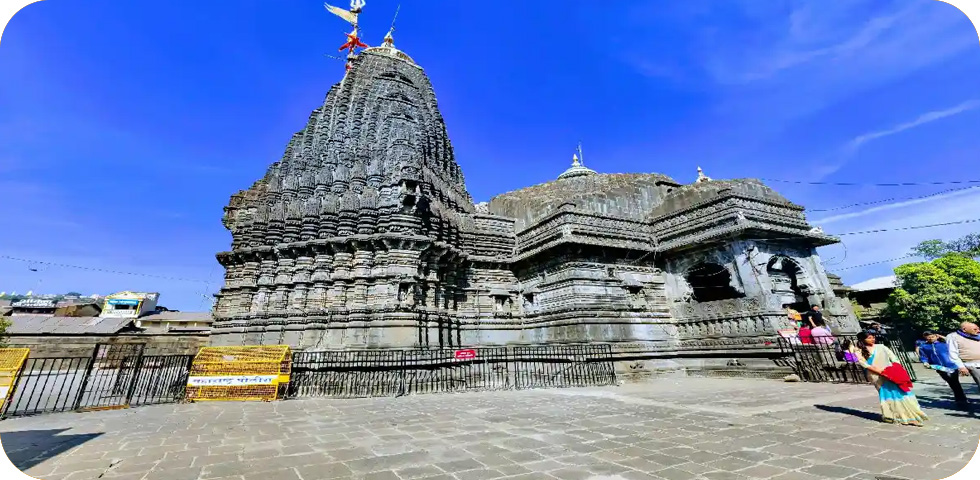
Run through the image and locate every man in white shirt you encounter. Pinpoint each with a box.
[947,321,980,391]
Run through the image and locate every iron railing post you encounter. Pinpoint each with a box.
[72,345,103,411]
[124,350,146,406]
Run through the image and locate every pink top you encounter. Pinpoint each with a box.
[811,326,835,345]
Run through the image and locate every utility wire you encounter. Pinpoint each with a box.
[0,255,212,283]
[808,185,980,213]
[836,255,916,271]
[761,178,980,187]
[837,218,980,236]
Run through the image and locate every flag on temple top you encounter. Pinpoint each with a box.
[324,3,358,25]
[339,30,368,53]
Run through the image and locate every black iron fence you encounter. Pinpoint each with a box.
[778,335,918,384]
[3,343,617,417]
[287,344,616,399]
[2,344,194,418]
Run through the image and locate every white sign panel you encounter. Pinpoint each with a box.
[187,375,277,387]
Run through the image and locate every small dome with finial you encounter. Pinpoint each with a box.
[557,145,597,180]
[696,166,712,183]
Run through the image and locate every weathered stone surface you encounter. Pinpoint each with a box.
[210,35,860,360]
[4,375,974,480]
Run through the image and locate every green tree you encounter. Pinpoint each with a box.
[886,254,980,333]
[0,316,10,348]
[849,299,864,320]
[911,233,980,260]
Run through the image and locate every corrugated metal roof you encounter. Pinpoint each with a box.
[6,315,134,335]
[139,311,212,322]
[850,275,898,292]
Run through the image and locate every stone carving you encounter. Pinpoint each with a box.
[210,30,861,354]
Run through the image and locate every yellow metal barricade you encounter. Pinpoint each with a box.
[0,348,30,411]
[184,345,291,402]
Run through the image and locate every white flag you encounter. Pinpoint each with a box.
[324,3,358,25]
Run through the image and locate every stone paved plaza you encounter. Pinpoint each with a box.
[2,371,978,480]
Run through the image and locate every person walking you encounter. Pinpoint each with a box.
[850,332,928,426]
[947,322,980,391]
[918,331,969,405]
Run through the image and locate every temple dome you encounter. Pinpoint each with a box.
[361,28,417,66]
[557,153,597,180]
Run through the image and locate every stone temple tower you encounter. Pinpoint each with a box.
[213,9,860,370]
[213,29,478,348]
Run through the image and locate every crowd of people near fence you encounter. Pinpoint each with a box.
[783,304,980,426]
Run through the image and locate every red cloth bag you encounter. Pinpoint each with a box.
[880,363,914,392]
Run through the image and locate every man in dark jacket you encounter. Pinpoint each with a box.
[919,331,969,405]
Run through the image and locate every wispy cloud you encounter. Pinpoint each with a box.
[626,0,977,124]
[812,185,980,225]
[845,99,980,152]
[812,99,980,178]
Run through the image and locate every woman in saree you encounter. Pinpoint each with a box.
[851,331,928,426]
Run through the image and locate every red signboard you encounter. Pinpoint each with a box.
[454,349,477,360]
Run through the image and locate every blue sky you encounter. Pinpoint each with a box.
[1,0,978,310]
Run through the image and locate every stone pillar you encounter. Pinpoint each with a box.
[350,248,373,311]
[328,246,353,314]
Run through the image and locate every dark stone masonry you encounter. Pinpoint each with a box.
[211,33,860,373]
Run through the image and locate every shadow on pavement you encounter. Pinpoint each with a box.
[913,394,978,414]
[813,404,881,421]
[0,428,103,471]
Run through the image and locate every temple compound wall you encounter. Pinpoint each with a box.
[210,37,860,377]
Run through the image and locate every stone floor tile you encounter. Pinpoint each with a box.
[735,464,788,478]
[546,467,596,480]
[435,459,485,473]
[396,465,446,479]
[701,471,750,480]
[294,462,355,479]
[799,464,861,478]
[357,470,401,480]
[833,454,901,474]
[652,467,701,480]
[703,456,756,472]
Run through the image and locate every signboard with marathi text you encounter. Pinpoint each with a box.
[187,375,278,387]
[107,299,140,306]
[454,349,477,360]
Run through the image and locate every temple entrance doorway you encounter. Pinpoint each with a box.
[685,262,744,302]
[767,256,809,312]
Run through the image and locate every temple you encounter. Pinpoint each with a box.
[211,12,860,373]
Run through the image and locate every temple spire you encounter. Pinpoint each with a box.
[383,4,400,47]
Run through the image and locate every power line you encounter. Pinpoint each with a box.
[0,255,212,283]
[761,178,980,187]
[837,218,980,236]
[835,255,916,271]
[808,185,980,213]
